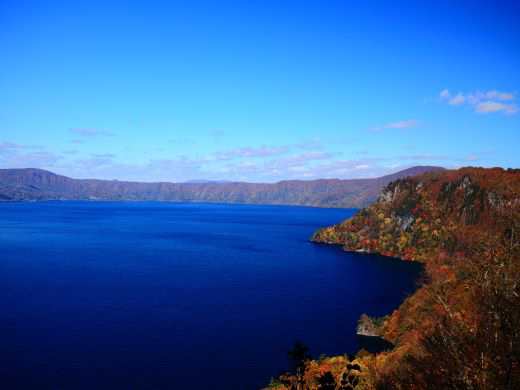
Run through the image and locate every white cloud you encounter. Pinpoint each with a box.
[1,147,450,182]
[440,89,450,99]
[468,90,516,103]
[486,90,515,100]
[213,146,288,160]
[370,120,422,131]
[449,92,465,106]
[437,89,517,115]
[475,101,518,115]
[210,152,341,181]
[385,120,421,129]
[281,151,338,164]
[1,136,452,182]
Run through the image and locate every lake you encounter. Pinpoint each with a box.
[0,202,422,389]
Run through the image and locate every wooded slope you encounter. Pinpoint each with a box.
[269,167,520,389]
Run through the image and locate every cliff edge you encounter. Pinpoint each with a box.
[311,167,520,262]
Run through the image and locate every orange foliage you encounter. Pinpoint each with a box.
[302,168,520,389]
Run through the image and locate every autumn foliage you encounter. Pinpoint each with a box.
[312,167,520,261]
[269,167,520,389]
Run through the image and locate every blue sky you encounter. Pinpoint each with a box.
[1,0,519,182]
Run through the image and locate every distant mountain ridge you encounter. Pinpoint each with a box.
[0,166,444,207]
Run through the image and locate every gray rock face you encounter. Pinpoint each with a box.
[356,314,379,336]
[380,185,400,203]
[401,215,415,232]
[487,191,497,207]
[461,176,471,189]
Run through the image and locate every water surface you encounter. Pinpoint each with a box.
[0,202,422,389]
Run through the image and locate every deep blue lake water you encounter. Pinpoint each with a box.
[0,202,422,389]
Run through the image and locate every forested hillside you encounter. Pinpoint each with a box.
[268,167,520,389]
[312,167,520,261]
[0,166,443,208]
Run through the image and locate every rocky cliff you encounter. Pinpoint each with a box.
[311,167,520,262]
[268,167,520,389]
[356,314,381,337]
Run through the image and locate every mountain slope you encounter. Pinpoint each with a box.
[311,167,520,260]
[268,167,520,389]
[0,166,444,207]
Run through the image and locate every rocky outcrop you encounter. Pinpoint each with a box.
[356,314,380,337]
[312,167,520,262]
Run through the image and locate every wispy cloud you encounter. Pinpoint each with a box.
[467,90,516,103]
[213,152,344,180]
[295,138,322,150]
[0,140,60,168]
[69,139,86,144]
[370,120,422,131]
[281,151,338,164]
[439,89,450,99]
[0,141,41,151]
[2,149,446,182]
[0,136,453,182]
[69,128,113,137]
[215,146,288,160]
[475,101,518,114]
[0,151,62,167]
[0,141,25,150]
[290,158,391,179]
[198,145,288,163]
[385,120,422,129]
[60,157,205,182]
[449,92,465,106]
[438,89,518,115]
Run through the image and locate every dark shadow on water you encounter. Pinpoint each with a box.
[357,335,394,354]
